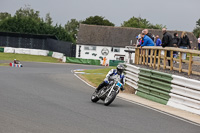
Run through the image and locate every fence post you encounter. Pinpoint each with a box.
[153,49,157,69]
[139,48,142,64]
[146,49,149,65]
[163,50,167,69]
[142,49,145,65]
[157,50,161,70]
[179,52,182,72]
[188,53,192,75]
[150,49,153,67]
[135,48,138,64]
[170,50,173,71]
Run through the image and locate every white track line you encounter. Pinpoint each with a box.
[72,70,200,127]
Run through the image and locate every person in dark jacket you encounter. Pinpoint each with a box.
[161,28,173,66]
[172,33,179,63]
[178,31,191,60]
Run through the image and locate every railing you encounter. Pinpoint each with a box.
[134,46,200,76]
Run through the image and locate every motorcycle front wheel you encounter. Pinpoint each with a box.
[104,91,117,106]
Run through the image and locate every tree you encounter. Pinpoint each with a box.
[82,16,114,26]
[0,6,74,42]
[196,19,200,27]
[121,16,166,29]
[193,27,200,38]
[14,5,41,22]
[0,12,11,21]
[45,13,53,25]
[65,19,80,41]
[193,18,200,38]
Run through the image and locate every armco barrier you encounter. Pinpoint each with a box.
[52,52,64,59]
[2,47,65,62]
[124,63,200,115]
[66,57,100,65]
[137,68,172,105]
[62,56,66,63]
[4,47,15,53]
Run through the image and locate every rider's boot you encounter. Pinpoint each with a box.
[95,81,107,93]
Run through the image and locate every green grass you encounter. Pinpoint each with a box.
[80,67,115,87]
[0,63,9,66]
[0,53,61,63]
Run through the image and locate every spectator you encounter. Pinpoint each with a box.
[161,28,173,66]
[198,35,200,50]
[140,33,154,63]
[178,31,191,60]
[155,35,162,46]
[143,29,154,41]
[140,33,155,47]
[172,33,179,63]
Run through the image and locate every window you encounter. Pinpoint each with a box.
[84,46,96,51]
[111,47,120,53]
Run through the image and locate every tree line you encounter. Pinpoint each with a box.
[0,6,199,43]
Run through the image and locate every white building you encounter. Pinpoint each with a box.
[76,45,131,65]
[76,24,137,65]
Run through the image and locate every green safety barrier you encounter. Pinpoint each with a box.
[109,60,124,66]
[134,67,173,105]
[138,76,172,92]
[0,47,4,52]
[136,91,168,105]
[137,84,170,100]
[48,51,53,56]
[66,57,100,65]
[139,68,172,82]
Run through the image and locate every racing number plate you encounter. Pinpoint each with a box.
[116,82,122,87]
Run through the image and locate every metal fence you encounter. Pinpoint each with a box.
[0,32,76,57]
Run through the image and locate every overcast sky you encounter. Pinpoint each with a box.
[0,0,199,32]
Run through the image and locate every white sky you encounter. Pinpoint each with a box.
[0,0,199,32]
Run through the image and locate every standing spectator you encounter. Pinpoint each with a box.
[161,28,173,66]
[155,35,162,46]
[140,33,154,63]
[178,31,191,60]
[172,33,179,47]
[172,33,179,63]
[198,35,200,50]
[143,29,154,41]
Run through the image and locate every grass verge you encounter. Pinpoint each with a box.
[0,53,61,63]
[79,67,135,94]
[79,67,115,87]
[0,63,9,66]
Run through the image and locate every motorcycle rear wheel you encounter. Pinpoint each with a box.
[91,91,99,102]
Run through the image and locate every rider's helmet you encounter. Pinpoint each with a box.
[116,64,124,75]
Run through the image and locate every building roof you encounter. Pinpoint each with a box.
[77,24,198,48]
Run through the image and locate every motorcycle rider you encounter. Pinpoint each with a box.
[95,64,125,93]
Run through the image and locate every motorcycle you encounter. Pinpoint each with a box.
[91,78,122,106]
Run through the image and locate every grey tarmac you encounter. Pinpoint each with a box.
[0,62,199,133]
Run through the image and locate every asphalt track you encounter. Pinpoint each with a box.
[0,62,200,133]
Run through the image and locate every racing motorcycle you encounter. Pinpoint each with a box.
[91,78,122,106]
